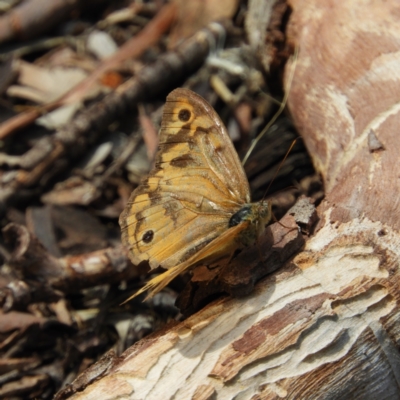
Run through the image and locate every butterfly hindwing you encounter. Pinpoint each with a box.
[123,220,251,302]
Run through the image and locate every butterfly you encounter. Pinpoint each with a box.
[119,88,272,300]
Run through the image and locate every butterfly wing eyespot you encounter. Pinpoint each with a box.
[178,108,191,122]
[119,88,271,299]
[142,230,154,243]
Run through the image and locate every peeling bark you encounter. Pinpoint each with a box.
[65,220,400,399]
[62,0,400,399]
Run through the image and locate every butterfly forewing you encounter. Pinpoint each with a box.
[160,89,250,205]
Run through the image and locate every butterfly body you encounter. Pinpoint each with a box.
[119,88,272,300]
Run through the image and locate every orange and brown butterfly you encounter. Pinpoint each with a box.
[119,88,272,300]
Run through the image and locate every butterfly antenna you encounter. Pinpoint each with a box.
[261,137,299,201]
[263,139,301,233]
[242,45,299,166]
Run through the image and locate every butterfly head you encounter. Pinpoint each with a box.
[257,199,272,227]
[229,201,272,246]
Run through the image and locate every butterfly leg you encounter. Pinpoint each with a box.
[271,210,297,231]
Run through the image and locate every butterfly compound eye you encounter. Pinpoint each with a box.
[142,230,154,243]
[178,109,191,122]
